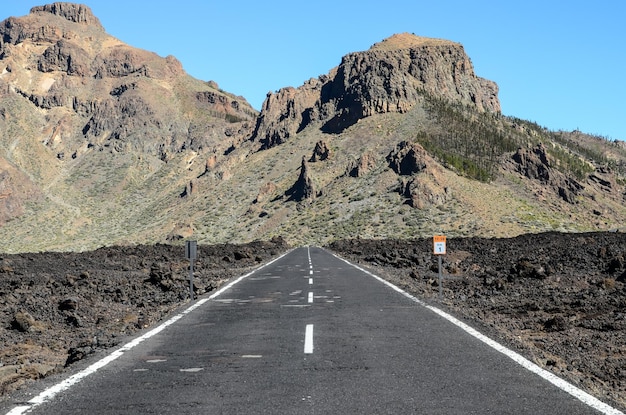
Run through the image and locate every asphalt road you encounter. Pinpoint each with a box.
[4,247,618,414]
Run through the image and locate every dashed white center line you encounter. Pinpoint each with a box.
[308,292,313,303]
[304,324,314,354]
[180,367,204,373]
[309,278,313,285]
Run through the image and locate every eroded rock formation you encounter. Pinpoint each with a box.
[346,153,377,177]
[30,3,103,26]
[0,3,257,163]
[386,141,450,208]
[511,144,584,204]
[286,156,316,201]
[309,140,331,162]
[387,141,429,176]
[253,33,500,148]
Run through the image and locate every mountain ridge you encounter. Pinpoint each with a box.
[0,3,625,252]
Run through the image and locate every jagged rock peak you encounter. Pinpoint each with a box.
[309,140,330,162]
[30,3,102,27]
[253,33,501,149]
[368,32,457,51]
[286,156,315,201]
[342,32,500,115]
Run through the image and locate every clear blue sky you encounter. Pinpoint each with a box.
[2,1,625,141]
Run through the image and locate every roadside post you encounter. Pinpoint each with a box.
[433,235,446,299]
[185,240,197,301]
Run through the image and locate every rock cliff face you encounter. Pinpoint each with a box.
[1,5,625,252]
[0,3,104,50]
[253,33,500,149]
[30,3,102,26]
[0,3,257,163]
[509,144,584,204]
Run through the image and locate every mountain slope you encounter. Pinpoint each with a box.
[0,5,625,253]
[0,3,256,251]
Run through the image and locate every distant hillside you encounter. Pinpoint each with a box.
[0,5,625,253]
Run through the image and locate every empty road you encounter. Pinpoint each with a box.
[4,247,621,414]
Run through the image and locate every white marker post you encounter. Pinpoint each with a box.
[433,235,446,299]
[185,240,197,301]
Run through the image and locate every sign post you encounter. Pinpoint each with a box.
[433,235,446,299]
[185,240,197,301]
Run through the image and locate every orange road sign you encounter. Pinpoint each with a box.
[433,235,446,255]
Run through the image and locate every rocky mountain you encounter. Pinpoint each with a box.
[0,4,626,253]
[253,33,499,149]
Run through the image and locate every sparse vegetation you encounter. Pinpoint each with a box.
[1,9,626,253]
[412,93,616,183]
[415,92,519,181]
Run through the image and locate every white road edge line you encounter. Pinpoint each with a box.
[5,250,293,415]
[304,324,314,354]
[330,252,624,415]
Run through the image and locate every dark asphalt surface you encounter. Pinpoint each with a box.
[3,247,612,414]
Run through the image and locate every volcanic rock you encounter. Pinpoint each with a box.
[386,141,450,208]
[346,153,377,177]
[510,144,584,204]
[387,141,428,175]
[402,177,450,208]
[252,33,500,148]
[286,156,315,201]
[58,297,78,311]
[30,3,103,26]
[180,180,195,198]
[38,40,90,76]
[253,82,322,149]
[309,140,331,162]
[0,3,257,164]
[11,311,45,332]
[253,182,277,204]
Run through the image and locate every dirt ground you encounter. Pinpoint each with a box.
[1,232,625,411]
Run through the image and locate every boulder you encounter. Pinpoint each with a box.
[309,140,331,162]
[347,153,377,177]
[387,141,428,175]
[11,311,45,332]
